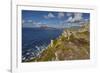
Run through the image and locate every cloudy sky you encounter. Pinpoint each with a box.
[22,10,90,28]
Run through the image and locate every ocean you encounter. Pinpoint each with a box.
[22,27,63,62]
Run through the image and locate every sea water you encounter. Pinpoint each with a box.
[22,27,63,62]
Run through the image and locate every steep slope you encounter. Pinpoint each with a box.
[30,23,90,62]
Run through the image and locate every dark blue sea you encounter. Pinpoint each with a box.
[22,27,63,62]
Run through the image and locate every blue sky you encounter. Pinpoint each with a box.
[22,10,90,28]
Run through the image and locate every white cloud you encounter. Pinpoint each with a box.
[27,19,33,23]
[22,20,43,27]
[44,13,55,19]
[48,13,55,18]
[32,21,44,27]
[66,16,73,22]
[22,19,33,24]
[66,13,83,23]
[58,12,65,18]
[66,13,73,17]
[73,13,83,22]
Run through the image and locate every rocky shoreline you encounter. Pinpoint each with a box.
[29,23,90,62]
[23,23,90,62]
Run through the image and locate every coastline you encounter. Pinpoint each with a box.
[28,23,90,62]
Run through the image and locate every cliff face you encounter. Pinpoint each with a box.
[30,23,90,62]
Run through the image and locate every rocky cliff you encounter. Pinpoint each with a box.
[30,23,90,62]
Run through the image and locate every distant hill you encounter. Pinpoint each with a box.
[39,25,58,30]
[40,25,49,28]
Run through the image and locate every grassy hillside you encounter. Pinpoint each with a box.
[30,23,90,62]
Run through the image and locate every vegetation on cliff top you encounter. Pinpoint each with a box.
[30,23,90,62]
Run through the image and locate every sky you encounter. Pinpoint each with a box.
[22,10,90,28]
